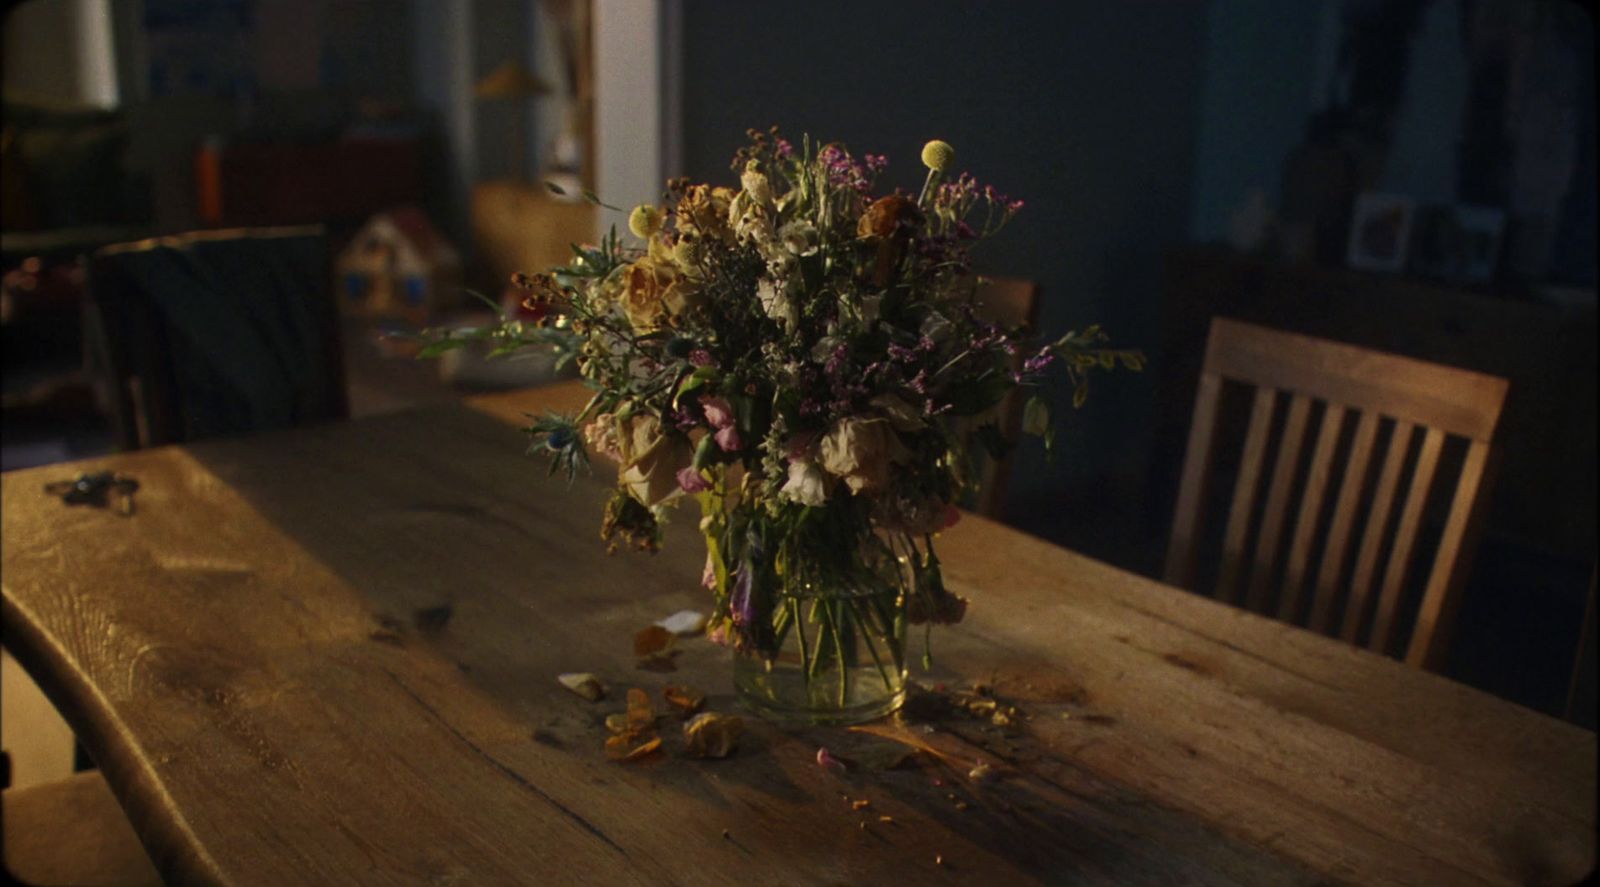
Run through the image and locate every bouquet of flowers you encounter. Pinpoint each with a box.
[423,127,1138,720]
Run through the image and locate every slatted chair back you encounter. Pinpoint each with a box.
[969,277,1040,519]
[1165,317,1508,670]
[84,226,347,449]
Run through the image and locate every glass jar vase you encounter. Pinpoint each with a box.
[731,582,907,726]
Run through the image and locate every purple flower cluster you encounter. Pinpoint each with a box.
[984,184,1025,213]
[1023,347,1056,374]
[818,145,880,193]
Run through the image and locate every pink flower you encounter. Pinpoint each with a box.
[700,395,735,429]
[942,504,962,530]
[714,425,742,452]
[677,466,711,493]
[706,622,729,646]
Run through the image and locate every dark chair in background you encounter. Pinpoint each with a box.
[3,226,348,885]
[84,225,347,450]
[1165,318,1508,671]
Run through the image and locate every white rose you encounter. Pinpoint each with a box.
[780,460,831,507]
[818,416,910,495]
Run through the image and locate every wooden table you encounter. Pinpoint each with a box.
[3,381,1594,886]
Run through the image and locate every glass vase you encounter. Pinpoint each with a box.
[732,583,908,726]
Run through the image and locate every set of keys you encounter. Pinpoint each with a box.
[44,472,141,516]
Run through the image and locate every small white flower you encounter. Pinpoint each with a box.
[741,163,773,204]
[780,460,831,507]
[757,277,799,330]
[778,220,820,257]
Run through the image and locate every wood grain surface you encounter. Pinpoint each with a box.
[2,381,1593,886]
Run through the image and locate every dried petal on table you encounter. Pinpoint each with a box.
[604,713,632,736]
[626,688,655,732]
[605,733,663,762]
[662,684,705,716]
[815,747,852,773]
[558,672,606,701]
[655,609,707,636]
[683,712,743,759]
[633,625,676,658]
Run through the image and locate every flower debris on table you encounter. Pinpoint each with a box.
[662,684,706,716]
[683,712,743,759]
[633,624,679,671]
[558,672,606,701]
[655,610,707,636]
[605,688,663,761]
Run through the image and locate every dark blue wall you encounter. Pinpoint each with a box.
[680,0,1210,553]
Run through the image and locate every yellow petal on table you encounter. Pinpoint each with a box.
[604,713,632,736]
[626,687,655,732]
[683,712,743,759]
[605,733,663,762]
[662,684,705,716]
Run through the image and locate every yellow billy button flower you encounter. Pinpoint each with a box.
[920,139,955,173]
[628,204,664,239]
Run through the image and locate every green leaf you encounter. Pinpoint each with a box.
[545,181,568,196]
[416,338,470,359]
[1022,395,1051,437]
[1073,381,1089,409]
[465,288,503,313]
[673,368,715,408]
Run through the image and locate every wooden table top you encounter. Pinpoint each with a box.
[3,380,1594,886]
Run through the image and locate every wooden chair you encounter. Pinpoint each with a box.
[1165,317,1508,670]
[968,277,1040,519]
[4,227,346,885]
[83,225,348,449]
[2,770,163,887]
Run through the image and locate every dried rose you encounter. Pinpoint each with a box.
[857,194,920,240]
[818,416,909,494]
[617,416,693,508]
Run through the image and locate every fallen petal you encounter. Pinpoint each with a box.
[816,746,851,773]
[662,684,706,716]
[683,712,743,759]
[655,609,707,636]
[633,625,676,658]
[626,687,655,731]
[557,672,606,701]
[606,733,663,762]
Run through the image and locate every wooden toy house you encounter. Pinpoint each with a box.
[336,206,462,324]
